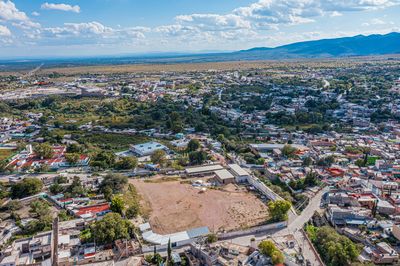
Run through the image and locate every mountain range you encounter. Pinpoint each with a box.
[1,32,399,70]
[234,32,400,60]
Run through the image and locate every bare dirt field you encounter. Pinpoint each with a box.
[130,178,269,234]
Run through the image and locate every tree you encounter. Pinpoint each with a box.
[54,175,68,184]
[187,139,200,152]
[206,233,218,243]
[313,226,359,266]
[50,183,64,194]
[100,173,128,194]
[110,195,125,215]
[302,156,313,166]
[304,171,319,187]
[188,150,207,165]
[259,240,277,256]
[29,199,50,218]
[268,200,291,222]
[11,178,43,199]
[35,143,54,159]
[58,210,71,221]
[317,155,335,167]
[167,238,172,266]
[271,250,285,265]
[151,150,166,165]
[67,143,84,153]
[282,145,297,158]
[90,213,132,245]
[126,204,140,219]
[258,240,285,265]
[65,153,80,165]
[115,156,138,170]
[103,186,113,202]
[90,151,116,169]
[65,176,86,197]
[0,160,8,173]
[6,200,22,211]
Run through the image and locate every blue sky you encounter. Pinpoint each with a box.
[0,0,399,58]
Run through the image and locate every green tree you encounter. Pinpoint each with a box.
[125,204,140,219]
[258,240,285,265]
[188,150,207,165]
[90,151,116,169]
[49,183,64,194]
[167,238,172,266]
[313,226,359,266]
[35,143,54,159]
[58,210,71,221]
[90,213,132,245]
[103,186,113,202]
[268,200,291,222]
[54,175,68,184]
[187,139,200,152]
[67,143,84,153]
[304,171,319,187]
[302,156,313,166]
[206,233,218,243]
[6,200,22,211]
[29,199,50,218]
[65,153,80,165]
[115,156,138,170]
[65,176,86,197]
[11,178,43,199]
[100,173,128,194]
[151,150,167,165]
[282,145,297,158]
[110,195,125,215]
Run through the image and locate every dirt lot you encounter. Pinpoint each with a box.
[130,178,268,234]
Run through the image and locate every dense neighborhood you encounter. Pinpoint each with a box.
[0,58,399,266]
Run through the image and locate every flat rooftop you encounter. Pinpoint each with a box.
[185,164,224,174]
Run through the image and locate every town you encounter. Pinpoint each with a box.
[0,57,400,266]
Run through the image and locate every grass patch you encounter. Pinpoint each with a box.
[80,133,150,151]
[144,176,180,183]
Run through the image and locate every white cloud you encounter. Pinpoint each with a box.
[40,22,149,46]
[0,0,29,21]
[362,18,393,26]
[175,14,251,31]
[41,2,80,13]
[0,24,11,36]
[32,11,40,16]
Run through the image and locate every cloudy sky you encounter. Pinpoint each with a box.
[0,0,399,58]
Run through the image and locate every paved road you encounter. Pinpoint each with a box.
[230,187,328,265]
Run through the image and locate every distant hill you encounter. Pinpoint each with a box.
[235,32,400,59]
[1,32,399,71]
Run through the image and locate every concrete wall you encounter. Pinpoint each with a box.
[218,221,287,239]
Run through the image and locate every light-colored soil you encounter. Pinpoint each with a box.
[130,178,268,234]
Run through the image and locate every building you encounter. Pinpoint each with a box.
[185,164,224,177]
[130,141,168,156]
[214,169,235,185]
[228,164,250,183]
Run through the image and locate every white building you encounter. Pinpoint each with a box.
[130,141,168,156]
